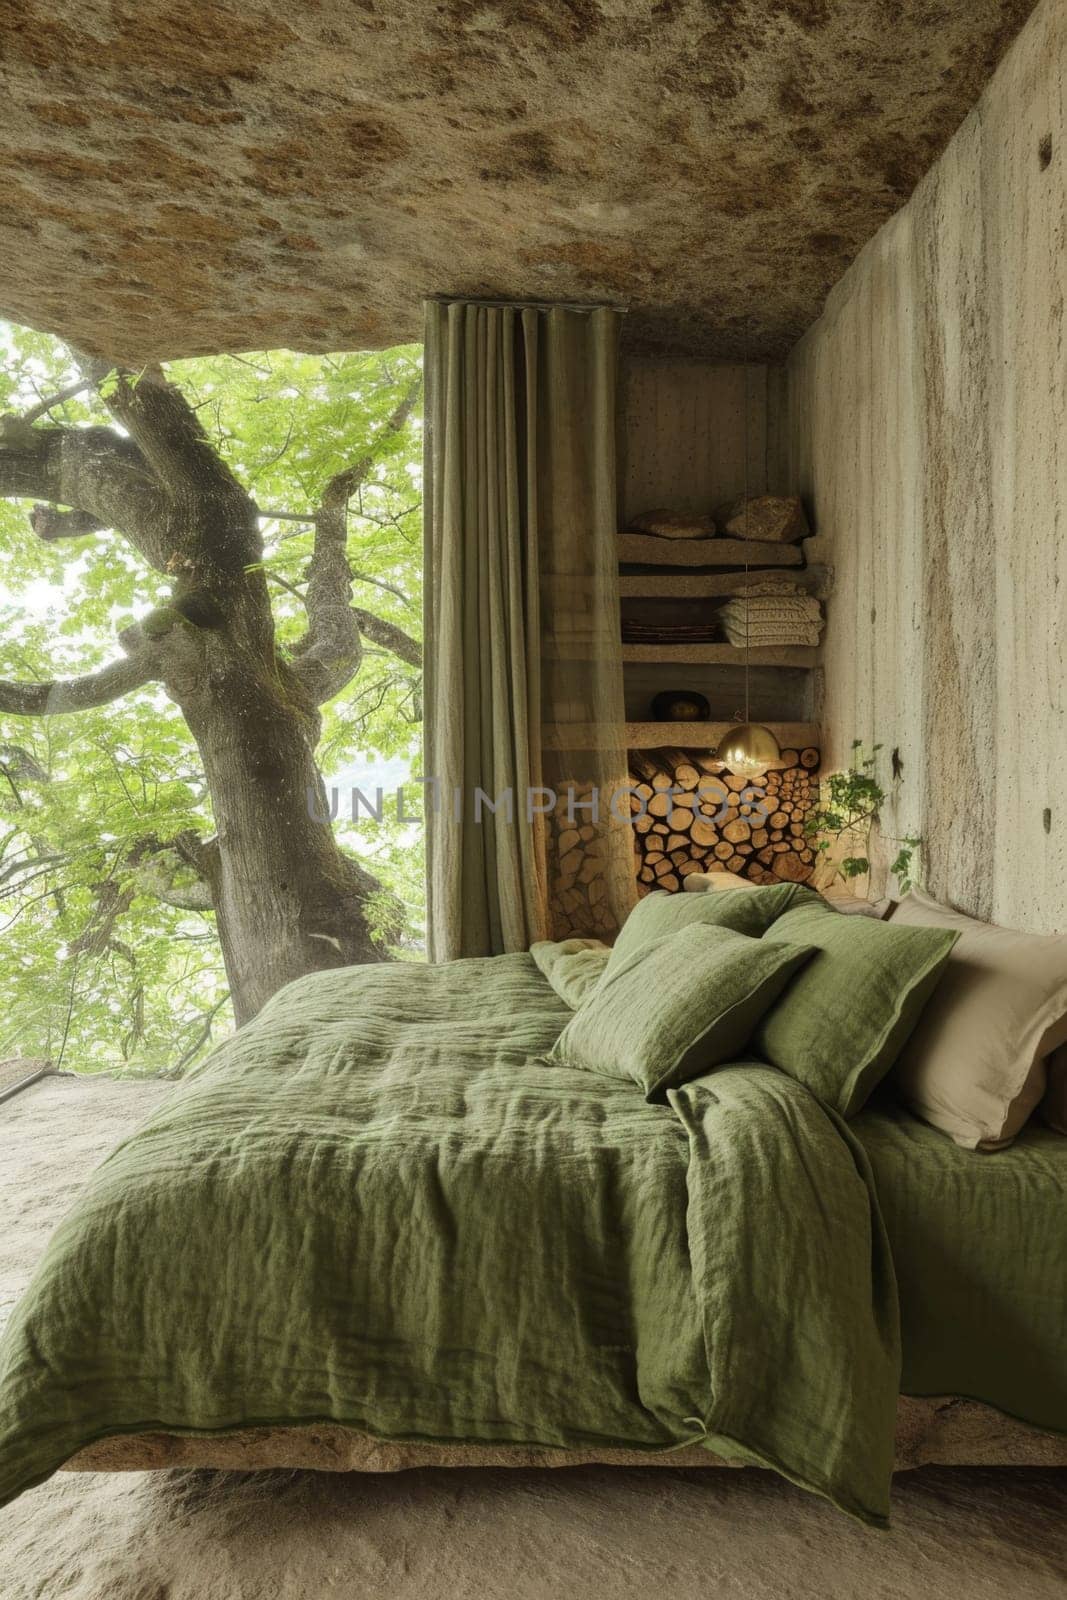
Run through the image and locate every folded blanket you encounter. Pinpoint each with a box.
[0,953,899,1524]
[722,622,823,647]
[622,624,721,643]
[719,596,823,648]
[720,597,822,625]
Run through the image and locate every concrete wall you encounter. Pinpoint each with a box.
[782,0,1066,930]
[617,358,774,522]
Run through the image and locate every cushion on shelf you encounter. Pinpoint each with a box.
[628,509,717,539]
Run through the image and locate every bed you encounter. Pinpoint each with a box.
[1,941,1065,1526]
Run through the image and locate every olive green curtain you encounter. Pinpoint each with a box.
[423,300,637,960]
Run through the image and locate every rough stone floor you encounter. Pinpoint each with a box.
[1,1075,1065,1600]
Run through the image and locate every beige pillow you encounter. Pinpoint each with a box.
[1041,1046,1067,1135]
[682,870,754,893]
[890,886,1067,1149]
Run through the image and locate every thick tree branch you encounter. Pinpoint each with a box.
[0,416,171,567]
[290,377,422,704]
[290,496,362,704]
[29,505,105,542]
[85,361,252,524]
[0,633,160,716]
[82,361,267,600]
[351,607,422,670]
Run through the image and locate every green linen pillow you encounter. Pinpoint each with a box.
[529,938,611,1009]
[606,882,807,981]
[549,923,816,1101]
[757,897,959,1117]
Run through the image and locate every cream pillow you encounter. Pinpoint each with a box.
[890,886,1067,1149]
[682,870,754,893]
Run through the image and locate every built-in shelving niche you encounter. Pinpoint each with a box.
[619,552,824,726]
[616,354,828,742]
[613,356,827,891]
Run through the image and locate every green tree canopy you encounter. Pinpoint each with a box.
[0,327,424,1075]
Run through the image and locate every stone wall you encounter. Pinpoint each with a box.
[779,0,1066,932]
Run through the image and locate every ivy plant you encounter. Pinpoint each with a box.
[805,740,921,893]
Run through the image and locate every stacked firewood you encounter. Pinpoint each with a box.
[629,746,820,894]
[547,781,620,941]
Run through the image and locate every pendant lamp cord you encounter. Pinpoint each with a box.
[743,358,750,725]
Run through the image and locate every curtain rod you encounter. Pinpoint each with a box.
[425,294,629,314]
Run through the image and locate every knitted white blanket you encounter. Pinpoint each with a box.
[722,622,822,647]
[720,597,822,624]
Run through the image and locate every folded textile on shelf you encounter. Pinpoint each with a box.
[721,620,822,647]
[719,594,823,648]
[719,596,823,625]
[621,622,721,643]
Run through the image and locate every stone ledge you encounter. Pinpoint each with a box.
[65,1396,1067,1476]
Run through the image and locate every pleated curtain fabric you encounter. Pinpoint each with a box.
[424,300,637,960]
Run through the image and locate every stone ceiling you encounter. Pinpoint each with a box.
[0,0,1037,361]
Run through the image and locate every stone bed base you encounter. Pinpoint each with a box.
[65,1396,1067,1475]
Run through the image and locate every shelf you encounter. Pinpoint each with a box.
[621,643,817,667]
[619,534,803,568]
[618,564,831,600]
[625,721,820,751]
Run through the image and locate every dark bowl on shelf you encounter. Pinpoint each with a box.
[650,690,711,722]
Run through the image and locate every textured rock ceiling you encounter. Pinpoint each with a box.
[0,0,1037,361]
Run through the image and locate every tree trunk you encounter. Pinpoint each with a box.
[181,646,386,1025]
[149,479,389,1025]
[0,363,421,1031]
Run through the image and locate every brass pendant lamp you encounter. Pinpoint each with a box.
[714,357,782,781]
[716,719,782,780]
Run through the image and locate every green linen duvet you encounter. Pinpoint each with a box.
[0,953,899,1522]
